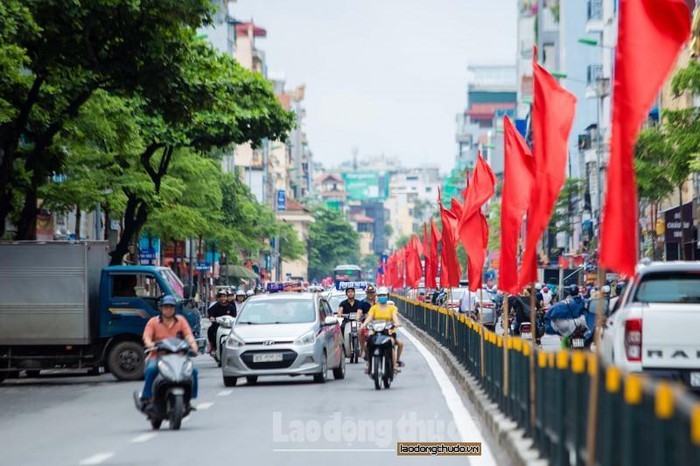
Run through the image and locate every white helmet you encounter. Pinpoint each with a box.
[601,285,611,294]
[535,283,543,291]
[377,287,389,296]
[236,289,246,297]
[246,290,254,297]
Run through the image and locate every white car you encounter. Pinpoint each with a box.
[599,262,700,392]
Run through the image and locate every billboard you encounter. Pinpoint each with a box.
[342,172,390,201]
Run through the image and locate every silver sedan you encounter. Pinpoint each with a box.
[221,293,346,386]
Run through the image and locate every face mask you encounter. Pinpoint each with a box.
[378,296,388,304]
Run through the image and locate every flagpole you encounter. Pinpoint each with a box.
[479,287,485,379]
[502,292,509,398]
[529,281,537,430]
[585,266,606,466]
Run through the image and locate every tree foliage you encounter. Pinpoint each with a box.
[308,207,359,280]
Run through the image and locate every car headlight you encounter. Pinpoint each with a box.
[182,360,194,378]
[157,360,176,381]
[294,330,316,346]
[226,332,246,348]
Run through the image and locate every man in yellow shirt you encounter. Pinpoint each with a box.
[361,287,404,373]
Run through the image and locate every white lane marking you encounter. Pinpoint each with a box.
[130,433,157,443]
[400,327,497,466]
[79,452,115,465]
[217,390,233,397]
[273,449,393,452]
[196,402,214,410]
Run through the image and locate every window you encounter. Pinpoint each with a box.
[111,274,162,299]
[634,272,700,304]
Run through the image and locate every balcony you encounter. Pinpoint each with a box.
[586,0,604,33]
[585,64,610,99]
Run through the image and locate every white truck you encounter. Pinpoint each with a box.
[599,261,700,392]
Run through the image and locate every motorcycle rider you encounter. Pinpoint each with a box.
[544,285,592,347]
[233,289,246,314]
[246,289,254,299]
[361,287,404,374]
[541,285,553,309]
[137,295,199,410]
[337,286,362,346]
[254,285,263,295]
[359,284,379,358]
[207,289,232,355]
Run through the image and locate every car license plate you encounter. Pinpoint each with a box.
[572,338,585,348]
[521,332,532,340]
[253,353,283,363]
[690,372,700,388]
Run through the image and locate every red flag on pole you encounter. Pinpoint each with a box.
[600,0,691,277]
[406,235,423,288]
[458,154,496,291]
[450,198,464,224]
[518,51,577,289]
[499,116,535,294]
[440,202,462,288]
[427,219,441,289]
[422,222,430,283]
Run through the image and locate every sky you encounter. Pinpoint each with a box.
[232,0,517,172]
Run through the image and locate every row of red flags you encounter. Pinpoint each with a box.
[382,0,691,289]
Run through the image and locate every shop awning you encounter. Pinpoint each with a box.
[221,265,259,279]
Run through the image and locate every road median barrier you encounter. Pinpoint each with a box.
[393,294,700,466]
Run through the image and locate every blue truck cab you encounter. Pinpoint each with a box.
[0,242,201,383]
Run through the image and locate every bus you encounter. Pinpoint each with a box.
[333,264,362,289]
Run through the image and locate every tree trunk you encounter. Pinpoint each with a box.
[15,186,38,240]
[109,195,148,266]
[75,206,82,240]
[679,186,685,260]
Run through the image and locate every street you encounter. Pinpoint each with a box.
[0,327,504,466]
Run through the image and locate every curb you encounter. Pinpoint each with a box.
[400,315,548,466]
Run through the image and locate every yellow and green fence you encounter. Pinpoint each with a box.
[394,295,700,466]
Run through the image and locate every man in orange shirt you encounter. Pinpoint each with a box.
[138,295,199,407]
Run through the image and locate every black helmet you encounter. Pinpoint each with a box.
[566,284,580,297]
[366,284,377,293]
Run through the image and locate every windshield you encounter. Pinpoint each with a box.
[237,300,316,324]
[634,272,700,304]
[160,269,184,301]
[333,268,362,282]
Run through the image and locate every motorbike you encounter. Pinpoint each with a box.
[212,315,235,367]
[519,322,533,342]
[367,320,396,390]
[133,338,196,430]
[341,312,361,364]
[566,325,589,350]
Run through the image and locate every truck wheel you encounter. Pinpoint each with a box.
[109,341,145,381]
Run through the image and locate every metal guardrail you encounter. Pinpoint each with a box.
[394,295,700,466]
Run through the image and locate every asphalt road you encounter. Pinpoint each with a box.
[0,327,506,466]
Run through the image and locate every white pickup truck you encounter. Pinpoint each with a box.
[599,262,700,392]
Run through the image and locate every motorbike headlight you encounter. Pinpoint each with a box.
[182,360,194,378]
[373,322,386,332]
[157,360,176,381]
[226,332,246,348]
[294,330,316,346]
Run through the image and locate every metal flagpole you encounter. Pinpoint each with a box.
[529,282,537,429]
[585,266,606,466]
[479,287,485,379]
[502,292,509,397]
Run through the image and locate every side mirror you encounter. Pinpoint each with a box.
[183,285,191,300]
[324,316,338,326]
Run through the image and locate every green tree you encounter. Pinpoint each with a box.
[308,207,359,280]
[395,234,411,249]
[278,222,304,262]
[0,0,215,238]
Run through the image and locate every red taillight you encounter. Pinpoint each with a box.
[481,302,495,308]
[624,318,643,362]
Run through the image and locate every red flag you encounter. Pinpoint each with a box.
[427,219,441,289]
[440,202,462,288]
[499,116,535,294]
[459,154,496,291]
[406,235,423,288]
[450,198,464,224]
[600,0,691,277]
[422,223,430,283]
[518,52,577,289]
[558,255,570,269]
